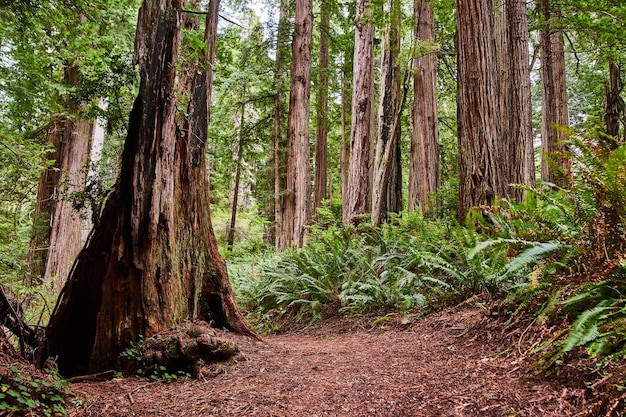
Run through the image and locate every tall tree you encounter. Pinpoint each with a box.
[540,0,569,185]
[494,0,534,198]
[313,0,331,211]
[279,0,313,248]
[270,0,290,248]
[408,0,439,213]
[372,0,403,226]
[45,0,254,377]
[603,62,624,149]
[343,0,374,226]
[456,0,507,220]
[27,64,92,291]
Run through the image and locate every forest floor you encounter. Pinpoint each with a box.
[65,306,611,417]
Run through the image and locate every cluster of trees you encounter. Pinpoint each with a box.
[0,0,624,375]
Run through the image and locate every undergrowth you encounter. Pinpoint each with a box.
[234,132,626,396]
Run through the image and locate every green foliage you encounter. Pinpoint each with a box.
[0,365,73,416]
[235,206,567,326]
[500,134,626,369]
[119,335,192,382]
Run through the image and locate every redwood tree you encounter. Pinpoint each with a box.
[271,0,290,249]
[28,66,92,291]
[279,0,313,249]
[343,0,374,226]
[456,0,507,220]
[540,0,569,185]
[45,0,254,377]
[372,0,403,227]
[313,0,331,212]
[408,0,439,213]
[494,0,534,198]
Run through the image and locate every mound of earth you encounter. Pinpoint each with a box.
[64,307,618,416]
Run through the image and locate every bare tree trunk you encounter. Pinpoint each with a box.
[280,0,313,248]
[456,0,506,221]
[45,0,255,377]
[408,0,439,213]
[270,0,290,248]
[343,0,374,226]
[227,99,246,250]
[540,0,569,186]
[313,0,330,212]
[27,64,92,292]
[494,0,534,199]
[340,63,352,217]
[603,63,625,150]
[372,0,403,227]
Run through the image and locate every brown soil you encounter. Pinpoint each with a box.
[65,307,609,417]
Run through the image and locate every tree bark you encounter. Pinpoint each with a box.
[313,0,330,212]
[280,0,313,248]
[494,0,534,199]
[45,0,255,377]
[270,0,290,248]
[343,0,374,226]
[456,0,506,221]
[540,0,569,186]
[408,0,439,214]
[340,56,353,219]
[603,63,625,150]
[27,64,92,292]
[372,0,403,227]
[227,99,245,251]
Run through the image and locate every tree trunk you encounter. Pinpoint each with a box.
[280,0,313,249]
[313,0,330,212]
[27,64,92,292]
[343,0,374,226]
[540,0,569,186]
[494,0,534,199]
[456,0,506,221]
[372,0,403,227]
[269,0,290,248]
[45,0,255,377]
[340,57,353,218]
[227,100,245,251]
[603,63,624,151]
[408,0,439,213]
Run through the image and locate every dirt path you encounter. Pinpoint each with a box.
[68,308,587,416]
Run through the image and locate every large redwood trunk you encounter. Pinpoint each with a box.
[279,0,313,249]
[343,0,374,226]
[540,0,569,186]
[313,0,330,212]
[408,0,439,213]
[372,0,403,227]
[45,0,254,377]
[456,0,506,221]
[28,65,92,292]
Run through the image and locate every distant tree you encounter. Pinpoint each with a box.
[27,61,92,291]
[540,0,569,185]
[279,0,313,249]
[45,0,255,377]
[314,0,331,212]
[270,0,291,248]
[372,0,403,226]
[343,0,374,226]
[408,0,439,214]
